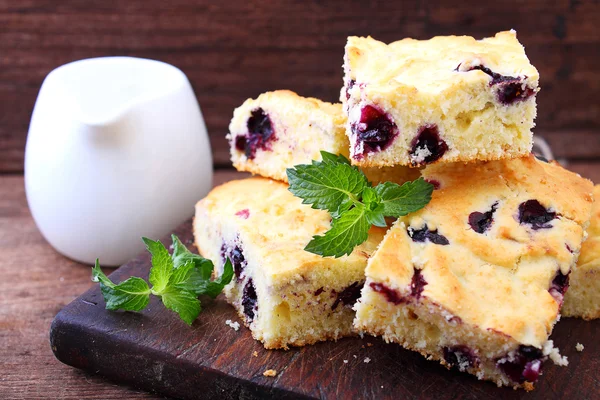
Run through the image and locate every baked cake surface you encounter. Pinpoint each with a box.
[228,90,346,182]
[194,177,386,349]
[341,30,538,167]
[354,155,593,389]
[228,90,420,184]
[563,184,600,320]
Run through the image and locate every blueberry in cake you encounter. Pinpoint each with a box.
[228,90,420,184]
[341,30,538,167]
[354,155,594,389]
[563,184,600,320]
[194,177,386,349]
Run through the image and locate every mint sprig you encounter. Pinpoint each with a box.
[287,151,433,258]
[92,234,233,325]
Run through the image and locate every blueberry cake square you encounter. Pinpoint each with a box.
[563,184,600,320]
[227,90,420,184]
[342,30,538,167]
[194,177,386,349]
[354,155,594,389]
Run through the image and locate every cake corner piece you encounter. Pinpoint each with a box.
[341,30,538,168]
[353,154,594,389]
[194,177,386,349]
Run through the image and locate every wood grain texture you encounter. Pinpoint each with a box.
[1,0,599,172]
[0,171,244,400]
[50,221,600,400]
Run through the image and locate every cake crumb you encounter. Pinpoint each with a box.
[263,369,277,377]
[252,351,258,357]
[576,343,584,352]
[364,357,371,364]
[353,355,357,359]
[343,360,348,364]
[543,340,568,366]
[225,319,240,331]
[367,343,373,347]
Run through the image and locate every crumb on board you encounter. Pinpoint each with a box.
[343,360,348,364]
[367,343,373,347]
[225,319,240,331]
[252,351,258,357]
[353,355,357,359]
[576,343,584,352]
[523,382,534,392]
[263,369,277,377]
[364,357,371,364]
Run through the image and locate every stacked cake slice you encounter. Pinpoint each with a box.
[193,30,597,390]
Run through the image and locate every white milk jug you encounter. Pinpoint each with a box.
[25,57,212,266]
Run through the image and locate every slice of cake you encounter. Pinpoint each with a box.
[563,184,600,320]
[341,30,538,167]
[227,90,420,184]
[354,155,593,389]
[194,177,386,349]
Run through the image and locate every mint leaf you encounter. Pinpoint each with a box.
[320,151,351,165]
[160,287,201,326]
[374,178,434,217]
[143,237,172,294]
[92,234,232,326]
[186,258,234,298]
[92,260,151,311]
[305,206,370,258]
[286,152,367,212]
[287,152,434,257]
[172,234,213,279]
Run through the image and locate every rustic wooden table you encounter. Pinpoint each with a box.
[1,165,598,399]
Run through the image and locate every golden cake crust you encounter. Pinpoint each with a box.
[344,31,538,95]
[367,155,593,347]
[563,184,600,319]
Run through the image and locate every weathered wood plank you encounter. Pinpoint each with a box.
[0,0,599,172]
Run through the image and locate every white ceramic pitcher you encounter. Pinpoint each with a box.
[25,57,213,266]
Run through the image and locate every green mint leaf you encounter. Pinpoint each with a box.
[168,259,196,286]
[286,158,367,212]
[319,150,351,165]
[305,205,370,258]
[171,234,213,279]
[373,178,434,217]
[93,260,151,311]
[160,287,201,326]
[92,235,231,326]
[143,237,173,294]
[365,209,387,228]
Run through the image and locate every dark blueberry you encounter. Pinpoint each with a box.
[242,279,258,322]
[370,282,406,305]
[496,345,544,384]
[221,243,246,280]
[408,226,450,245]
[469,203,498,234]
[457,64,536,105]
[497,81,536,105]
[410,268,427,299]
[443,345,480,371]
[332,281,364,310]
[314,287,325,296]
[518,200,556,230]
[345,79,356,100]
[351,105,398,156]
[549,270,570,304]
[235,108,275,159]
[409,125,448,165]
[425,179,441,190]
[234,136,247,152]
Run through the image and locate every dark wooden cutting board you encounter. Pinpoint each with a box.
[50,219,600,400]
